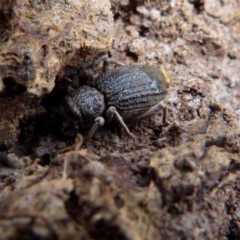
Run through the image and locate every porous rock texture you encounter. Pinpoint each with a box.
[0,0,240,240]
[0,0,113,95]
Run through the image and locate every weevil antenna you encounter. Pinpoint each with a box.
[103,58,125,72]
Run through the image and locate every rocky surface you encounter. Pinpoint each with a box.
[0,0,240,239]
[0,0,113,95]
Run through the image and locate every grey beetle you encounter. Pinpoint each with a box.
[62,61,169,141]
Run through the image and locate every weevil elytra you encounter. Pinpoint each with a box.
[62,60,169,141]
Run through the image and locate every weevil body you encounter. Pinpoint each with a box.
[94,65,168,121]
[63,65,168,140]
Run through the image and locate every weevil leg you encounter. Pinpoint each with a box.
[106,106,136,141]
[103,58,125,72]
[64,77,72,83]
[134,102,168,123]
[91,52,108,69]
[61,134,83,180]
[86,117,105,142]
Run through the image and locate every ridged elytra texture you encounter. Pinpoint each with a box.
[94,65,168,121]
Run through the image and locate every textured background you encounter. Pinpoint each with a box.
[0,0,240,239]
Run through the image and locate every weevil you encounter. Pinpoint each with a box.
[61,59,169,141]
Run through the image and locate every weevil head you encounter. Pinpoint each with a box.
[62,86,105,128]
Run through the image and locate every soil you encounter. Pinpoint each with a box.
[0,0,240,239]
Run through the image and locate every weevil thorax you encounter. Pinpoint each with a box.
[63,86,105,127]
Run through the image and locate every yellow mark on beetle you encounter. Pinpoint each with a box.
[161,67,171,84]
